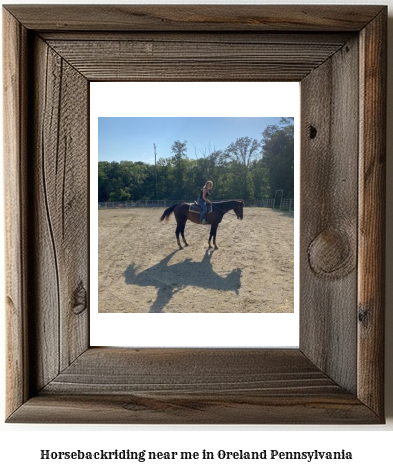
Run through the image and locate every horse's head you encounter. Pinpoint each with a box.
[234,200,244,220]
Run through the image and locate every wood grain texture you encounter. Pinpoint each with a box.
[9,392,378,425]
[3,5,386,424]
[7,348,379,424]
[358,9,387,417]
[43,348,341,395]
[27,36,89,391]
[3,5,384,32]
[46,36,348,82]
[3,9,30,417]
[40,31,354,44]
[300,36,359,393]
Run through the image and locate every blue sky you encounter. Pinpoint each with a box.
[98,117,286,164]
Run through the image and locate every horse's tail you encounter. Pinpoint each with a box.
[160,204,179,221]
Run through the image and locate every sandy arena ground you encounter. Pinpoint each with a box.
[98,207,294,313]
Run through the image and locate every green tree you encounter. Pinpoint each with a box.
[170,140,188,200]
[129,161,150,200]
[193,149,228,200]
[98,161,125,201]
[262,118,294,198]
[156,157,172,199]
[225,137,261,200]
[250,158,270,199]
[98,161,111,201]
[109,187,132,201]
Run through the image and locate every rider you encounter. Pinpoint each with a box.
[198,180,213,224]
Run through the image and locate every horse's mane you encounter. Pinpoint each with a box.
[212,200,244,204]
[212,200,244,207]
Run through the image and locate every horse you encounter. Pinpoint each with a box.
[160,200,244,250]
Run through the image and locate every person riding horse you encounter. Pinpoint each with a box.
[160,196,244,250]
[197,180,213,224]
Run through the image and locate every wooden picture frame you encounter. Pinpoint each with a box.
[3,5,386,424]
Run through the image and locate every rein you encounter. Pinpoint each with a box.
[211,203,239,218]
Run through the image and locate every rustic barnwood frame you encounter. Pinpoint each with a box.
[4,5,386,423]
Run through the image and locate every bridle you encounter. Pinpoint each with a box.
[211,203,242,219]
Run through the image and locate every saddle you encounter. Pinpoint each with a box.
[189,201,212,214]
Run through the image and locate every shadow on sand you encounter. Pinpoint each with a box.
[124,249,242,312]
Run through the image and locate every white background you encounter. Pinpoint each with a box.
[90,82,300,347]
[1,0,392,473]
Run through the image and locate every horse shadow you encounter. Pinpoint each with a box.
[124,249,242,313]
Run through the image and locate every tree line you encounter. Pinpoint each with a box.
[98,117,294,203]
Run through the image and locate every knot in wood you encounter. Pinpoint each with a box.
[358,307,370,326]
[308,228,355,279]
[73,281,87,315]
[309,125,317,139]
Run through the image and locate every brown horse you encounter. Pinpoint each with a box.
[160,200,244,250]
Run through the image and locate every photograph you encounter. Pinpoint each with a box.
[98,116,295,314]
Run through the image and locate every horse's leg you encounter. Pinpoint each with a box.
[180,222,188,247]
[175,212,189,249]
[213,225,219,250]
[175,223,183,249]
[208,224,218,250]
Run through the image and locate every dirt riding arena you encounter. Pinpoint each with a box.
[98,207,294,313]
